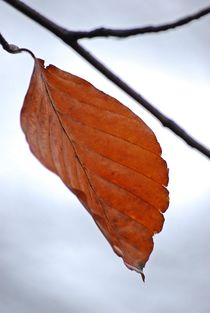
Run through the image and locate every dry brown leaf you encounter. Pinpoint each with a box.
[21,58,169,278]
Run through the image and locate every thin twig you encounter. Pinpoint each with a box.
[1,0,210,159]
[65,6,210,40]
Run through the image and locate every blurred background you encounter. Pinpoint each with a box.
[0,0,210,312]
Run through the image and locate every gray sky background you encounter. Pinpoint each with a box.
[0,1,210,312]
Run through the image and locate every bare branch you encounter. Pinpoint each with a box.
[1,0,210,159]
[65,6,210,40]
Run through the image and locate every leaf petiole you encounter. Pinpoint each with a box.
[0,32,35,59]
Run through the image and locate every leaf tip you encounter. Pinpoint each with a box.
[140,271,145,283]
[124,261,146,281]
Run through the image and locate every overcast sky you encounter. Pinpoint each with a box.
[0,1,210,312]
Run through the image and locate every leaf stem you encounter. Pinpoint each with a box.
[0,32,35,58]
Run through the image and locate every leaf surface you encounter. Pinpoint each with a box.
[21,58,169,277]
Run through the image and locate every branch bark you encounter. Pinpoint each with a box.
[65,7,210,40]
[1,0,210,159]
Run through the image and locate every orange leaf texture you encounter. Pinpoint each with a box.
[21,58,169,278]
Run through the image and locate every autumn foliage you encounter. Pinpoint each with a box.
[21,58,169,278]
